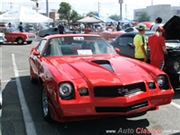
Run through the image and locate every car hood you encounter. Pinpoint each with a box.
[47,55,154,85]
[11,32,35,36]
[163,15,180,40]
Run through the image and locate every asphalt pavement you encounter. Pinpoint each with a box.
[0,41,180,135]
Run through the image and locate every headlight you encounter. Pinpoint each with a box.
[174,62,180,71]
[59,83,73,97]
[157,75,166,88]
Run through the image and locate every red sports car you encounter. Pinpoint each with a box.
[28,34,174,123]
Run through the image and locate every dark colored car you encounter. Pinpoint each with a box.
[24,23,36,33]
[110,31,154,59]
[110,15,180,89]
[38,27,74,37]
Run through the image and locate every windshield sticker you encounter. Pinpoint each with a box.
[77,49,92,55]
[73,37,84,40]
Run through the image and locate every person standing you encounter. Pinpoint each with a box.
[18,22,24,32]
[84,24,91,34]
[116,22,122,31]
[8,22,12,27]
[133,23,147,62]
[148,26,168,70]
[58,23,65,34]
[151,17,163,31]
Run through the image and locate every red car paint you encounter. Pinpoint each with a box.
[0,27,36,44]
[29,34,174,122]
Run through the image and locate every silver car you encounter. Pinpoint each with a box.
[0,32,6,44]
[38,27,74,37]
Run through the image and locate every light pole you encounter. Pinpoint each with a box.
[118,0,123,20]
[46,0,49,17]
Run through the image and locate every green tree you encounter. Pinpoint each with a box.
[137,11,150,22]
[57,2,79,24]
[0,11,4,15]
[86,11,98,17]
[109,14,120,21]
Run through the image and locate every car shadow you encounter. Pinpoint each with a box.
[53,117,151,135]
[172,89,180,99]
[1,42,34,46]
[1,76,152,135]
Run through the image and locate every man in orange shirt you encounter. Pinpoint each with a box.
[148,26,168,69]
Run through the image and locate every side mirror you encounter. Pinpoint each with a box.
[30,47,36,53]
[127,43,134,48]
[33,51,40,56]
[55,28,58,31]
[115,48,120,53]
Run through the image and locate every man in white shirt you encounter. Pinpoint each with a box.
[151,17,163,31]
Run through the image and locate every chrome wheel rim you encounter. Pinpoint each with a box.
[42,89,49,116]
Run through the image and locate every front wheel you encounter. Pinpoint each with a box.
[42,85,53,123]
[27,41,32,44]
[16,38,24,45]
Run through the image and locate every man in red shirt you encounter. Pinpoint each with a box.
[148,26,168,70]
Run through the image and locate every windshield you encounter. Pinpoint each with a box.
[44,36,116,56]
[7,27,19,32]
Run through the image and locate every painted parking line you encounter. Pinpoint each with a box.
[1,79,16,83]
[12,54,37,135]
[171,102,180,109]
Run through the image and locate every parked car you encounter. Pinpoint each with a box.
[28,34,174,123]
[141,21,155,29]
[24,23,36,33]
[99,30,125,41]
[110,31,154,59]
[110,28,180,89]
[38,27,74,37]
[0,32,6,44]
[0,27,36,44]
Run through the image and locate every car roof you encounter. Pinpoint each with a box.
[118,31,154,36]
[43,34,101,40]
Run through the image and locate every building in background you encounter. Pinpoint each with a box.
[134,4,180,23]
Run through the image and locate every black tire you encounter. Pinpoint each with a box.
[44,34,50,37]
[16,38,24,45]
[42,85,53,123]
[27,41,32,44]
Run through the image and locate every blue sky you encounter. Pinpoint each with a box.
[1,0,180,19]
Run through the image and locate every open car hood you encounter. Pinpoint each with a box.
[163,15,180,40]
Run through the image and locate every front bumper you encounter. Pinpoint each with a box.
[26,35,36,41]
[51,89,174,122]
[0,37,6,43]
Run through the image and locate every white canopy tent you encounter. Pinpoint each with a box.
[77,16,104,23]
[0,5,53,23]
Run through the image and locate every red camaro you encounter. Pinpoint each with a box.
[28,34,174,123]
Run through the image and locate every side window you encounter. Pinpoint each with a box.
[36,39,47,55]
[0,28,6,33]
[119,36,134,46]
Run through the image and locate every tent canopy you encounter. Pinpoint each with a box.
[94,13,117,23]
[0,5,53,23]
[120,18,132,24]
[77,16,104,23]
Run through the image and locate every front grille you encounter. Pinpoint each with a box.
[94,82,146,97]
[95,101,148,113]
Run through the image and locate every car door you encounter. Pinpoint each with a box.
[117,34,135,58]
[30,39,47,75]
[50,28,58,35]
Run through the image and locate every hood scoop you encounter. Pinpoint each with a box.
[91,60,114,72]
